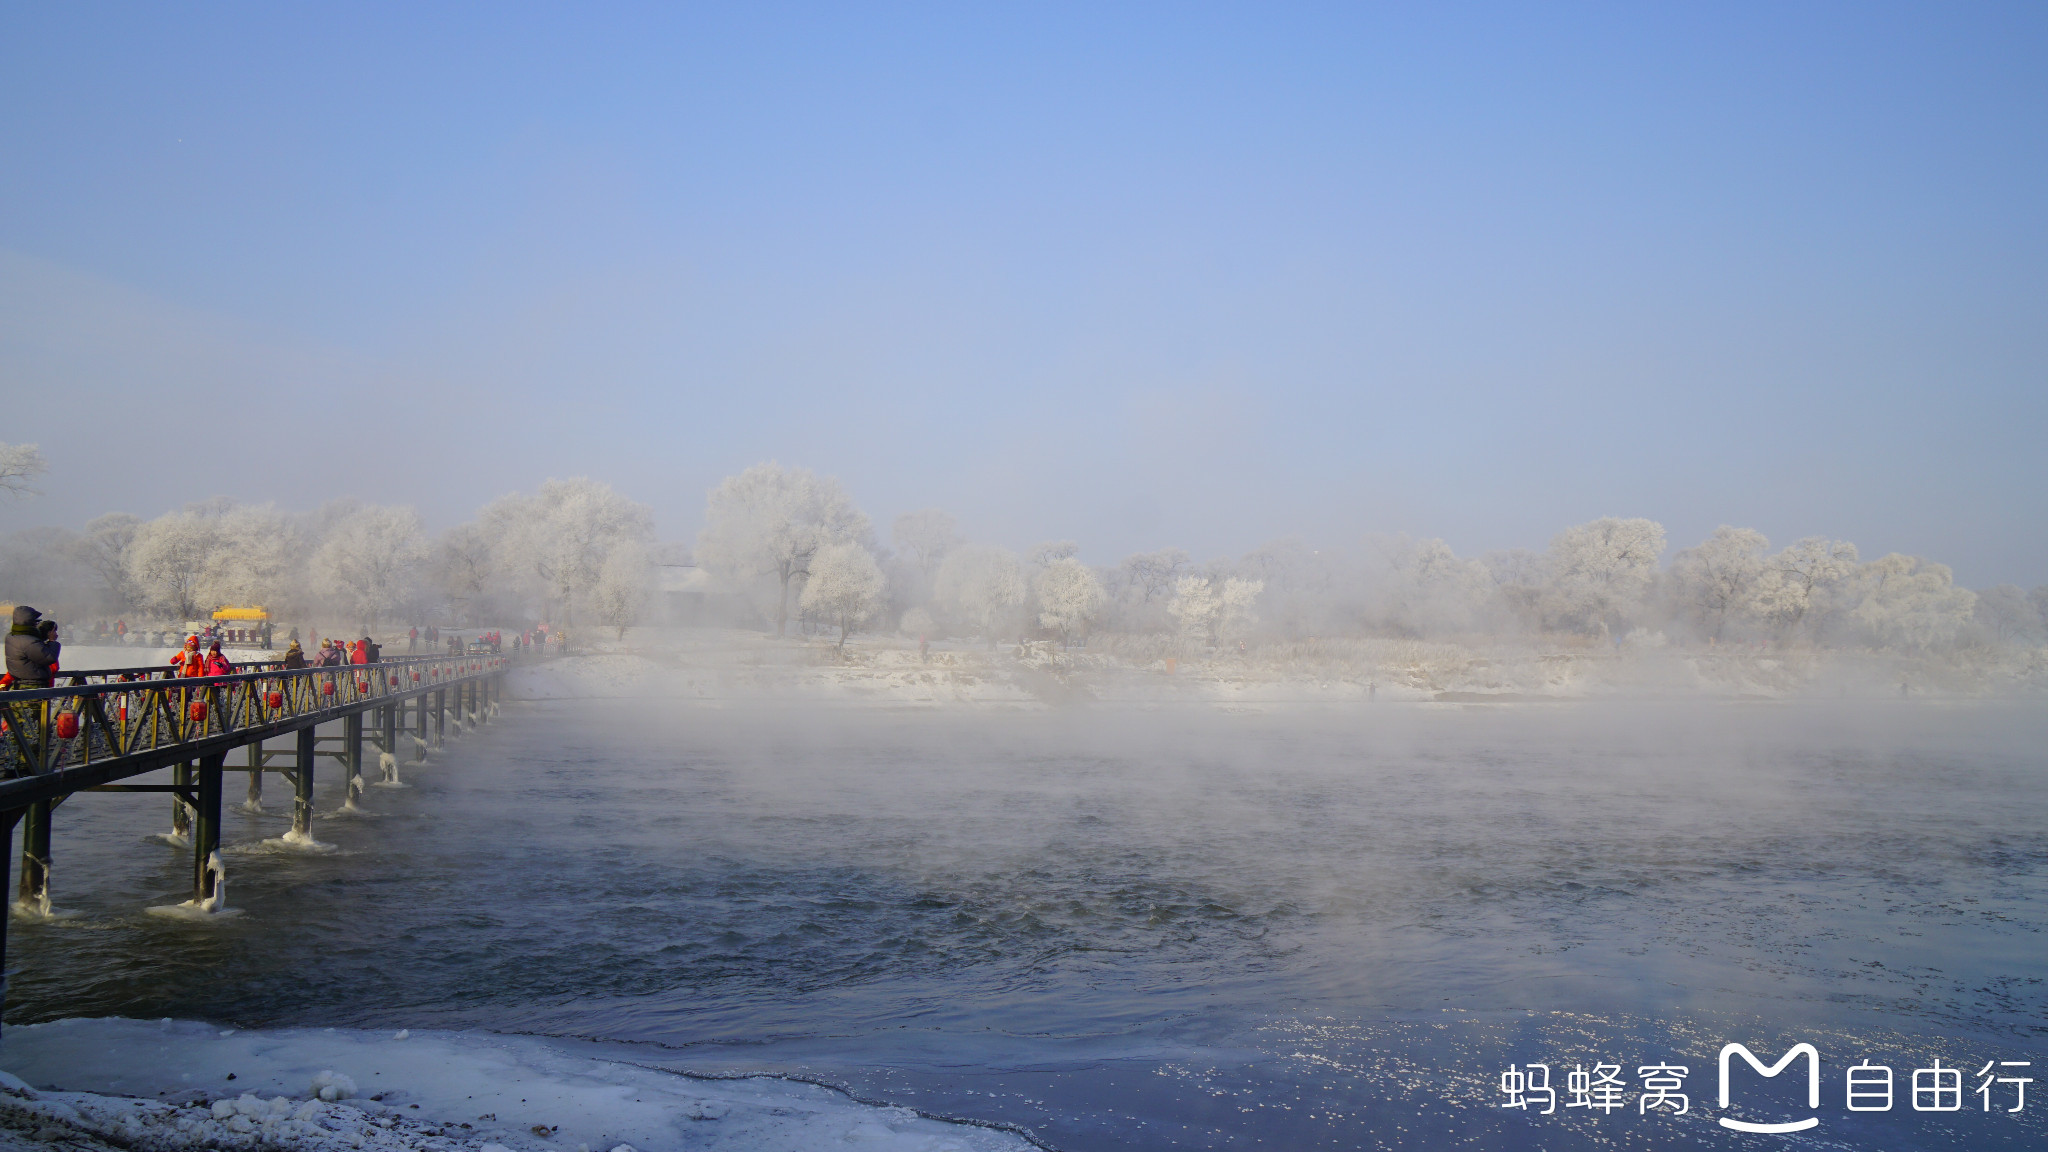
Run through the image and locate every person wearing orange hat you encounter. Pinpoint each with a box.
[172,635,206,677]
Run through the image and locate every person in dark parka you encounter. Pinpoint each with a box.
[6,605,56,688]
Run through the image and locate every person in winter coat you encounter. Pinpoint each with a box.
[5,605,56,688]
[204,641,234,677]
[281,640,307,669]
[361,636,381,663]
[172,635,207,677]
[350,639,369,666]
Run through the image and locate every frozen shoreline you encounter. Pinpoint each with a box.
[499,629,2048,708]
[0,1018,1038,1152]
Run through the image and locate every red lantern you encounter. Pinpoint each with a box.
[356,680,370,693]
[389,674,399,686]
[266,691,284,708]
[54,712,80,740]
[323,681,336,696]
[411,672,420,682]
[189,700,208,723]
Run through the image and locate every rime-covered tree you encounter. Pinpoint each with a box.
[1117,548,1191,606]
[434,521,500,624]
[1028,540,1079,569]
[312,506,429,630]
[1168,574,1263,646]
[933,544,1027,647]
[891,509,960,581]
[799,541,885,651]
[1668,526,1770,640]
[202,505,302,616]
[1035,557,1104,648]
[484,478,655,626]
[0,443,48,498]
[1543,517,1666,635]
[125,511,217,620]
[697,463,869,637]
[590,540,654,640]
[1372,536,1494,637]
[1750,537,1859,642]
[69,513,142,610]
[1850,554,1977,650]
[1972,584,2044,646]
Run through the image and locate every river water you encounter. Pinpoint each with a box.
[7,694,2045,1150]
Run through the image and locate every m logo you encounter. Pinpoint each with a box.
[1718,1043,1820,1133]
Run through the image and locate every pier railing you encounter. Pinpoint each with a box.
[0,654,510,794]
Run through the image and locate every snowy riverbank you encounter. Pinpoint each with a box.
[0,1019,1036,1152]
[501,628,2048,707]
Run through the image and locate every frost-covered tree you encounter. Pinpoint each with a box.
[126,511,218,620]
[0,527,87,616]
[202,505,303,615]
[312,506,429,630]
[1850,554,1977,650]
[0,443,48,498]
[1750,537,1859,641]
[1972,584,2044,646]
[891,509,960,581]
[590,539,654,640]
[1167,574,1263,646]
[1028,540,1079,569]
[933,544,1027,647]
[484,478,656,626]
[697,463,869,637]
[1484,548,1550,631]
[799,541,885,651]
[433,521,500,624]
[1035,557,1104,647]
[1370,536,1495,637]
[1668,526,1770,640]
[1543,517,1667,635]
[69,513,142,610]
[1118,548,1191,606]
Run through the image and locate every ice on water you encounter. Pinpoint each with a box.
[0,1018,1035,1152]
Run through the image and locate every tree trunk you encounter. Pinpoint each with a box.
[775,572,791,637]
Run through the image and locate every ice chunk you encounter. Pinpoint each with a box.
[311,1070,357,1101]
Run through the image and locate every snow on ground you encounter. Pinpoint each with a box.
[510,627,2047,707]
[0,1018,1036,1152]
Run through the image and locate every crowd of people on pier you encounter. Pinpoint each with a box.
[3,602,568,693]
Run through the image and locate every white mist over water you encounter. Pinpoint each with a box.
[4,695,2044,1149]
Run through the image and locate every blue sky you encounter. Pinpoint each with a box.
[3,3,2044,583]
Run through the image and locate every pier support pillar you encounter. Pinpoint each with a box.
[17,798,51,913]
[245,739,264,810]
[0,809,19,1034]
[344,713,364,807]
[433,689,445,748]
[294,726,317,836]
[192,753,224,906]
[382,704,397,762]
[414,692,428,759]
[171,761,193,843]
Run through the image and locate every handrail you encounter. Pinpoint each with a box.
[0,653,516,783]
[5,650,507,695]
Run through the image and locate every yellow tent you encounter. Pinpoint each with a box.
[211,606,270,622]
